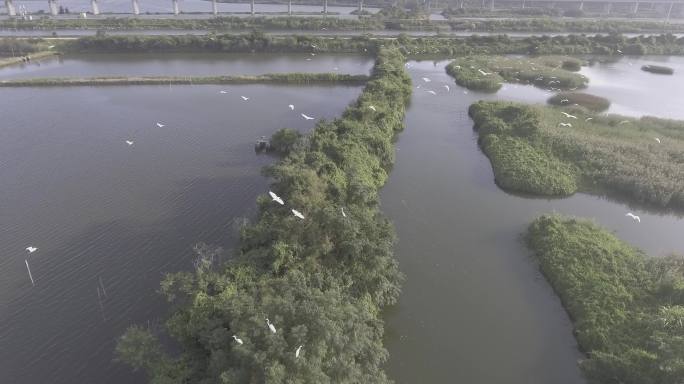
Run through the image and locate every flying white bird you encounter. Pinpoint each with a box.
[654,137,661,143]
[292,209,305,219]
[156,122,165,128]
[443,84,450,92]
[266,318,277,334]
[301,113,314,120]
[422,77,431,83]
[295,345,303,358]
[426,90,436,95]
[585,117,593,122]
[369,105,376,111]
[241,96,249,101]
[232,335,243,345]
[626,213,640,223]
[269,191,284,205]
[341,207,347,217]
[288,104,295,110]
[559,123,572,127]
[26,246,38,253]
[219,90,228,94]
[125,140,134,146]
[25,259,35,286]
[561,112,577,119]
[617,49,623,54]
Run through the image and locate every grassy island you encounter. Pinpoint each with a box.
[446,55,588,92]
[115,48,411,383]
[468,101,684,209]
[548,92,611,112]
[526,215,684,384]
[641,64,675,75]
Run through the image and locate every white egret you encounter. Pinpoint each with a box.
[585,117,593,122]
[369,105,376,111]
[654,137,661,143]
[617,49,623,54]
[560,99,569,104]
[219,90,228,94]
[341,207,347,217]
[626,213,640,223]
[443,84,450,92]
[301,113,314,120]
[559,123,572,127]
[477,69,491,76]
[463,90,469,94]
[241,96,249,101]
[47,45,55,49]
[561,112,577,119]
[305,58,312,61]
[26,246,38,253]
[292,209,305,219]
[232,335,244,345]
[288,104,295,110]
[156,122,165,128]
[125,140,134,146]
[426,90,436,95]
[295,345,303,358]
[25,259,35,286]
[618,120,630,125]
[422,77,431,83]
[269,191,285,205]
[266,318,277,333]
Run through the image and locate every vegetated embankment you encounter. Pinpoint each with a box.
[526,215,684,384]
[548,92,611,112]
[468,101,684,209]
[114,48,411,383]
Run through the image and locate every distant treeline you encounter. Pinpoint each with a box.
[115,48,411,383]
[527,215,684,384]
[62,33,684,56]
[2,14,684,33]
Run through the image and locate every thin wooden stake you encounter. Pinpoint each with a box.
[25,259,34,286]
[96,286,106,321]
[98,276,107,297]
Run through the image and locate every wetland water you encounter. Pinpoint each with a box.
[0,75,364,382]
[1,53,683,384]
[382,57,684,383]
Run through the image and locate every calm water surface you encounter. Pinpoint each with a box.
[0,52,374,78]
[0,83,363,384]
[382,59,684,383]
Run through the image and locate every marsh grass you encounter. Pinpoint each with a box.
[548,92,611,112]
[447,55,588,92]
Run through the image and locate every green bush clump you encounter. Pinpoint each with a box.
[526,215,684,384]
[469,101,684,209]
[641,64,675,75]
[447,55,588,92]
[115,48,412,384]
[548,92,611,111]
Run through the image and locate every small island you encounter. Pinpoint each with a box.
[548,92,611,112]
[641,64,675,75]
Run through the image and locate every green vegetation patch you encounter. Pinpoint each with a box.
[548,92,611,112]
[526,215,684,384]
[447,55,588,92]
[469,101,684,209]
[115,48,411,383]
[641,64,675,75]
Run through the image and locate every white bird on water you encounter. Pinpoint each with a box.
[232,335,244,345]
[125,140,134,146]
[443,84,450,92]
[292,209,305,220]
[426,90,436,95]
[626,213,640,223]
[156,122,165,128]
[655,137,661,143]
[288,104,295,110]
[559,123,572,127]
[561,112,577,119]
[26,246,38,253]
[369,105,376,111]
[301,113,314,120]
[25,259,35,286]
[295,345,303,358]
[269,191,284,205]
[219,90,228,94]
[422,77,431,83]
[241,96,249,101]
[266,318,277,334]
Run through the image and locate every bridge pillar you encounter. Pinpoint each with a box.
[132,0,140,14]
[481,0,485,8]
[172,0,179,15]
[604,2,612,14]
[666,1,673,20]
[48,0,58,15]
[632,1,638,13]
[91,0,99,14]
[211,0,217,14]
[288,0,291,14]
[490,0,494,10]
[459,0,464,8]
[5,0,16,16]
[358,0,363,13]
[323,0,327,13]
[250,0,254,15]
[521,0,525,9]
